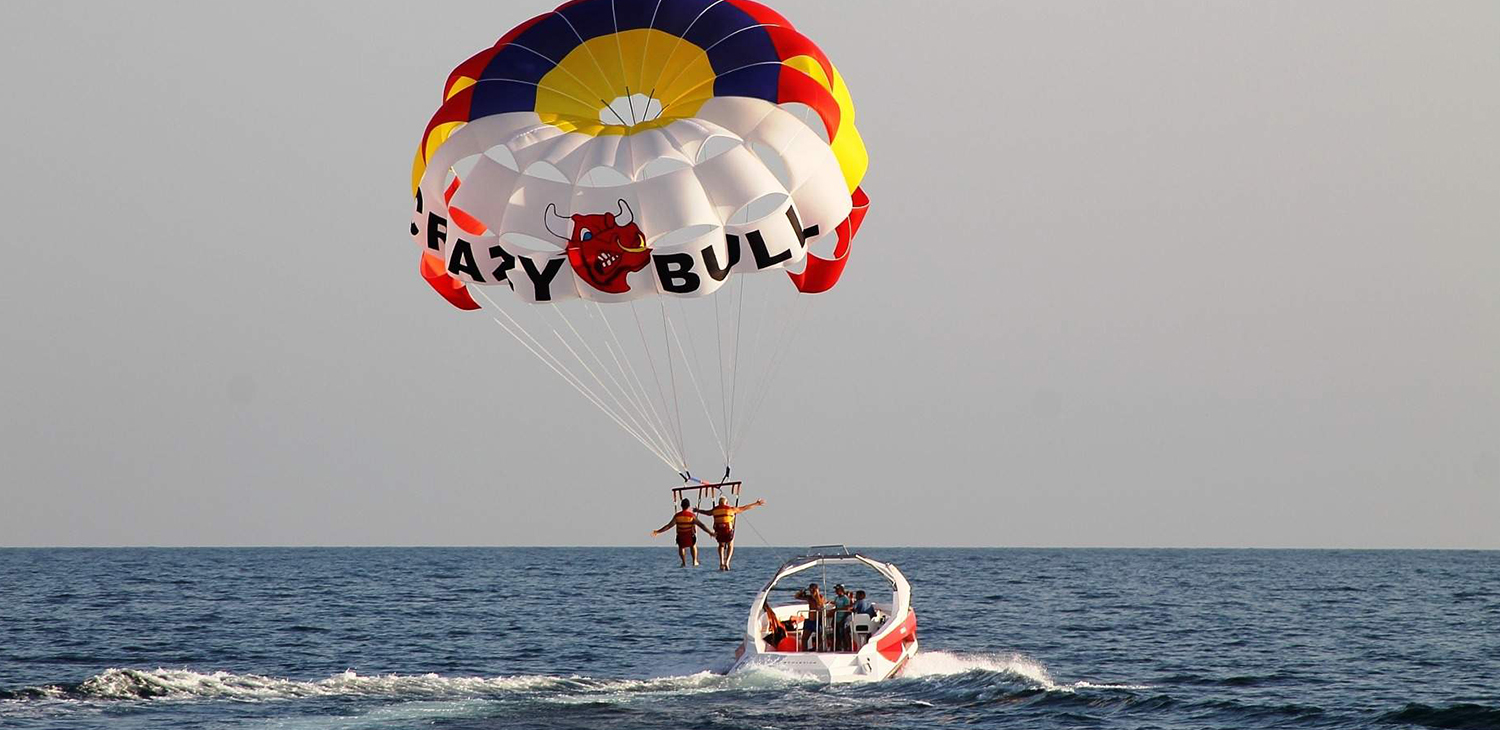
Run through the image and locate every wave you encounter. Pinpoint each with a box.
[8,664,1489,730]
[1379,703,1500,730]
[0,665,819,703]
[1,668,572,702]
[1158,671,1308,688]
[0,652,1150,704]
[901,651,1149,692]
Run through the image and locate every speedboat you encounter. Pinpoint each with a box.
[729,546,917,682]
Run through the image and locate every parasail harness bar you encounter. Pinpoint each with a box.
[671,480,743,510]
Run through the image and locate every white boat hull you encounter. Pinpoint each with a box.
[729,552,918,683]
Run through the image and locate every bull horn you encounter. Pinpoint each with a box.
[543,203,572,239]
[619,231,648,253]
[614,199,634,228]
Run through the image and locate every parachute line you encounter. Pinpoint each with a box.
[497,44,613,114]
[738,512,774,548]
[658,299,687,470]
[551,10,624,112]
[610,3,633,125]
[660,60,788,116]
[645,0,718,116]
[591,301,685,468]
[671,297,727,468]
[727,273,775,465]
[731,294,814,459]
[543,302,666,461]
[636,300,688,472]
[667,308,728,465]
[547,303,682,469]
[727,271,747,461]
[504,316,675,470]
[477,288,681,472]
[635,0,665,118]
[714,290,729,463]
[488,313,679,472]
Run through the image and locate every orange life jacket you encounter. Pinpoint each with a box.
[711,504,737,530]
[673,509,697,536]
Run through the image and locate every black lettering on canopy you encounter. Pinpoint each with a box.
[426,212,447,252]
[521,257,566,301]
[654,253,700,294]
[447,239,484,282]
[411,190,423,236]
[786,206,818,249]
[702,237,741,282]
[488,244,516,284]
[747,230,792,269]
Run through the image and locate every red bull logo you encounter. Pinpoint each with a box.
[544,200,652,294]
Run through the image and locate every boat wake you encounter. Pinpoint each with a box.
[0,666,815,703]
[0,652,1143,704]
[3,668,566,702]
[902,651,1150,692]
[17,660,1482,730]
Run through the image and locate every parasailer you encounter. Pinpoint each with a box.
[406,0,869,538]
[651,498,714,567]
[696,496,765,570]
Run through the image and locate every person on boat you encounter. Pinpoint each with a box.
[650,498,713,567]
[847,589,877,649]
[832,584,854,650]
[762,601,788,648]
[694,496,766,571]
[794,582,828,651]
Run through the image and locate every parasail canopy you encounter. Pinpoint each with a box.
[407,0,870,478]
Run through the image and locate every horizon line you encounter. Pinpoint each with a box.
[1,544,1496,551]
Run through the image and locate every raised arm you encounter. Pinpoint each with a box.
[650,518,676,536]
[736,499,766,514]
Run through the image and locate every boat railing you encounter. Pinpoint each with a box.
[764,602,886,654]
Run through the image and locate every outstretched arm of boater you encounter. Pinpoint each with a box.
[650,518,676,536]
[696,518,714,535]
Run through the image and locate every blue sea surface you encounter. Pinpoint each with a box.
[0,547,1496,729]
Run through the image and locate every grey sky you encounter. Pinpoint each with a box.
[1,1,1495,548]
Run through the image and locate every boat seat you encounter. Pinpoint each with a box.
[849,615,876,649]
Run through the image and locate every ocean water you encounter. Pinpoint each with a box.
[0,547,1496,729]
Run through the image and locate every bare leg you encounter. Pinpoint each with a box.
[678,547,688,567]
[724,540,736,570]
[690,545,700,567]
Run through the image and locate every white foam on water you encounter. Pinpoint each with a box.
[540,665,813,708]
[1071,680,1152,690]
[724,659,825,686]
[33,656,1145,705]
[260,699,502,730]
[902,651,1149,692]
[68,668,570,701]
[51,665,809,704]
[903,651,1058,686]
